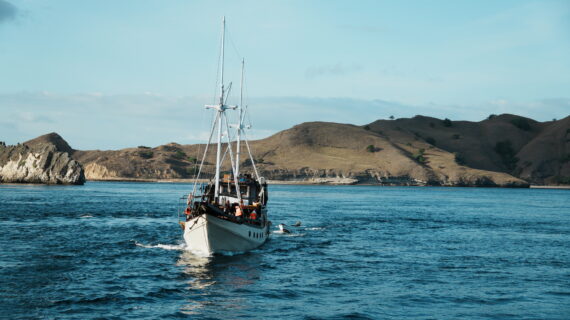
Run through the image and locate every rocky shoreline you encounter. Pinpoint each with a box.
[0,135,85,185]
[0,143,85,185]
[82,177,533,188]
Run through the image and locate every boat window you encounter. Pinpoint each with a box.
[248,231,251,237]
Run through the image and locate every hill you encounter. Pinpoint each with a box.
[0,133,85,185]
[9,114,569,187]
[70,114,569,187]
[366,114,570,185]
[24,132,75,154]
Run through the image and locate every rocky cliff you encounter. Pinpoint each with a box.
[0,133,85,185]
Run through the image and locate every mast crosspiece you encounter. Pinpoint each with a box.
[192,17,262,205]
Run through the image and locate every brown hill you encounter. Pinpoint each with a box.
[366,114,570,184]
[516,116,570,184]
[20,114,569,187]
[242,121,527,186]
[73,143,197,180]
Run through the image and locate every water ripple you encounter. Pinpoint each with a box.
[1,183,569,319]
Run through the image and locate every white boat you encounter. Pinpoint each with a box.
[179,17,270,255]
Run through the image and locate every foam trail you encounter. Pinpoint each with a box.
[184,247,212,258]
[135,241,186,251]
[136,242,249,257]
[272,230,305,237]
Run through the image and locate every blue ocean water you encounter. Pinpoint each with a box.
[1,182,569,319]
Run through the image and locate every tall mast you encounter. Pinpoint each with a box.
[205,17,237,202]
[236,58,244,175]
[214,16,226,200]
[219,17,225,106]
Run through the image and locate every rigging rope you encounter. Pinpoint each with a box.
[189,112,220,204]
[226,27,242,62]
[222,112,243,202]
[242,131,261,182]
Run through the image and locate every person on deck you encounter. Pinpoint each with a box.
[249,210,257,220]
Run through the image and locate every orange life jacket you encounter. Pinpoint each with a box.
[249,211,257,220]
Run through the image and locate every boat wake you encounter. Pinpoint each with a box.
[134,241,186,251]
[272,230,305,237]
[135,241,233,257]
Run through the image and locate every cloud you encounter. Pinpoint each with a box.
[485,98,570,120]
[305,63,362,78]
[1,92,568,150]
[0,0,16,24]
[17,111,54,123]
[0,92,211,149]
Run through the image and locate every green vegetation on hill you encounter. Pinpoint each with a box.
[173,150,186,159]
[139,150,153,159]
[454,152,466,165]
[413,148,426,164]
[510,118,531,131]
[494,140,519,171]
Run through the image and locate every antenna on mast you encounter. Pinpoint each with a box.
[219,16,225,105]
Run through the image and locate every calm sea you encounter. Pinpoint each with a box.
[1,182,569,319]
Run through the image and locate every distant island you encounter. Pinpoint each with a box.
[0,134,84,185]
[1,114,569,187]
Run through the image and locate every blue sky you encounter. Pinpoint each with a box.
[1,0,569,149]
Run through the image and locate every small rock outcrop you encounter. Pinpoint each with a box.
[0,133,85,185]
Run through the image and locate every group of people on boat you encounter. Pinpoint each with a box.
[223,200,261,222]
[183,199,262,225]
